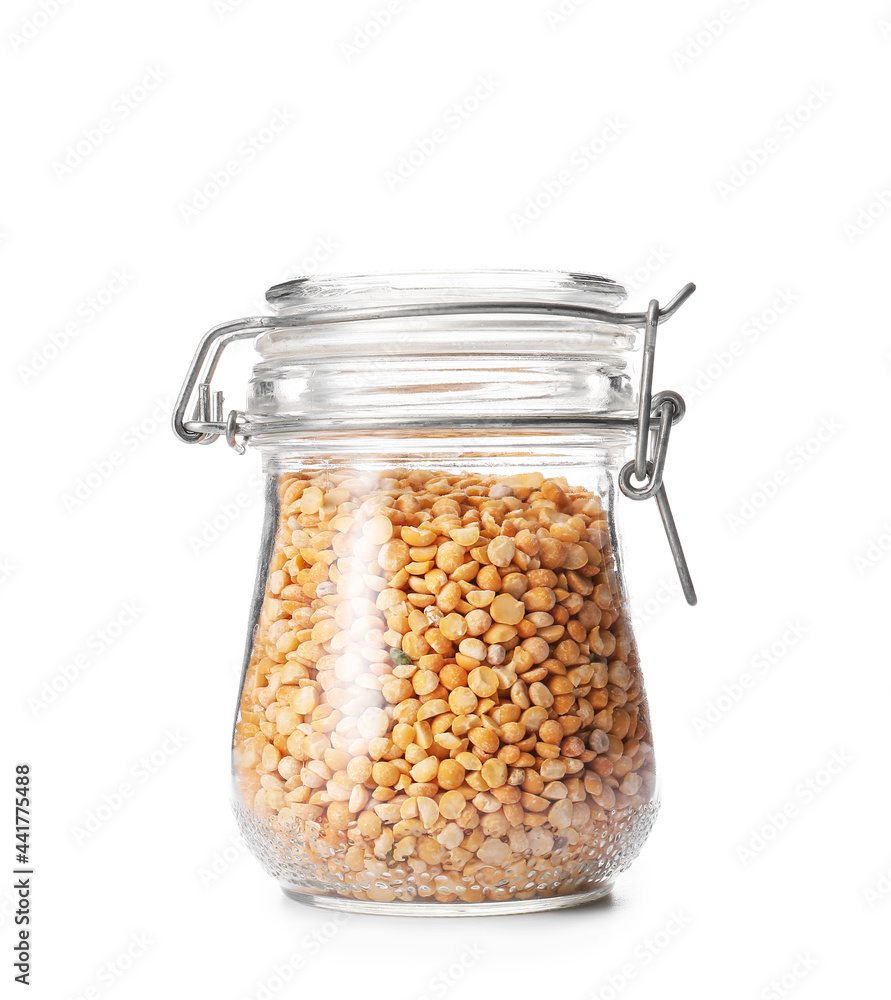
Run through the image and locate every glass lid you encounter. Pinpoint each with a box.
[265,269,627,314]
[256,270,634,360]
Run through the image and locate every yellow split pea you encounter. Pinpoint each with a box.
[233,467,655,905]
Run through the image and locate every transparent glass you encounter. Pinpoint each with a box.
[232,433,658,915]
[223,271,661,914]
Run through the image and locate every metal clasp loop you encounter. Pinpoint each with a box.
[618,294,697,606]
[225,410,248,455]
[619,391,683,501]
[171,317,272,447]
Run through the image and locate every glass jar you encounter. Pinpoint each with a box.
[173,270,697,915]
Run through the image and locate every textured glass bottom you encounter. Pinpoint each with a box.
[281,882,615,916]
[235,796,658,913]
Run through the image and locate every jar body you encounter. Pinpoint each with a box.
[232,429,658,914]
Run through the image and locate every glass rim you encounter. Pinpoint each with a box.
[264,269,627,314]
[255,269,635,362]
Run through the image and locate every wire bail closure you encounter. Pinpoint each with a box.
[618,296,697,606]
[172,281,698,605]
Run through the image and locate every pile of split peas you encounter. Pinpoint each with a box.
[234,467,656,903]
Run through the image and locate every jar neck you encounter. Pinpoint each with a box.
[254,427,637,475]
[246,349,638,440]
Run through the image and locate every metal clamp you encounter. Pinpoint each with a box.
[172,282,698,604]
[618,295,697,606]
[172,316,275,450]
[172,283,700,452]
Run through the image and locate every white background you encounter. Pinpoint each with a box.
[4,1,891,998]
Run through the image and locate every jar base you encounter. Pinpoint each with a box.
[280,882,615,917]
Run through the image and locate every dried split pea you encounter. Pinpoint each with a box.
[234,468,654,906]
[490,593,526,625]
[363,514,395,544]
[437,759,466,790]
[467,666,498,698]
[439,790,467,820]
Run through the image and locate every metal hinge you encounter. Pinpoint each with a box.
[617,293,697,605]
[172,282,698,603]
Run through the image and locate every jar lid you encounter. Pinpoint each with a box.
[265,269,625,314]
[244,270,645,434]
[173,270,695,446]
[255,270,632,361]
